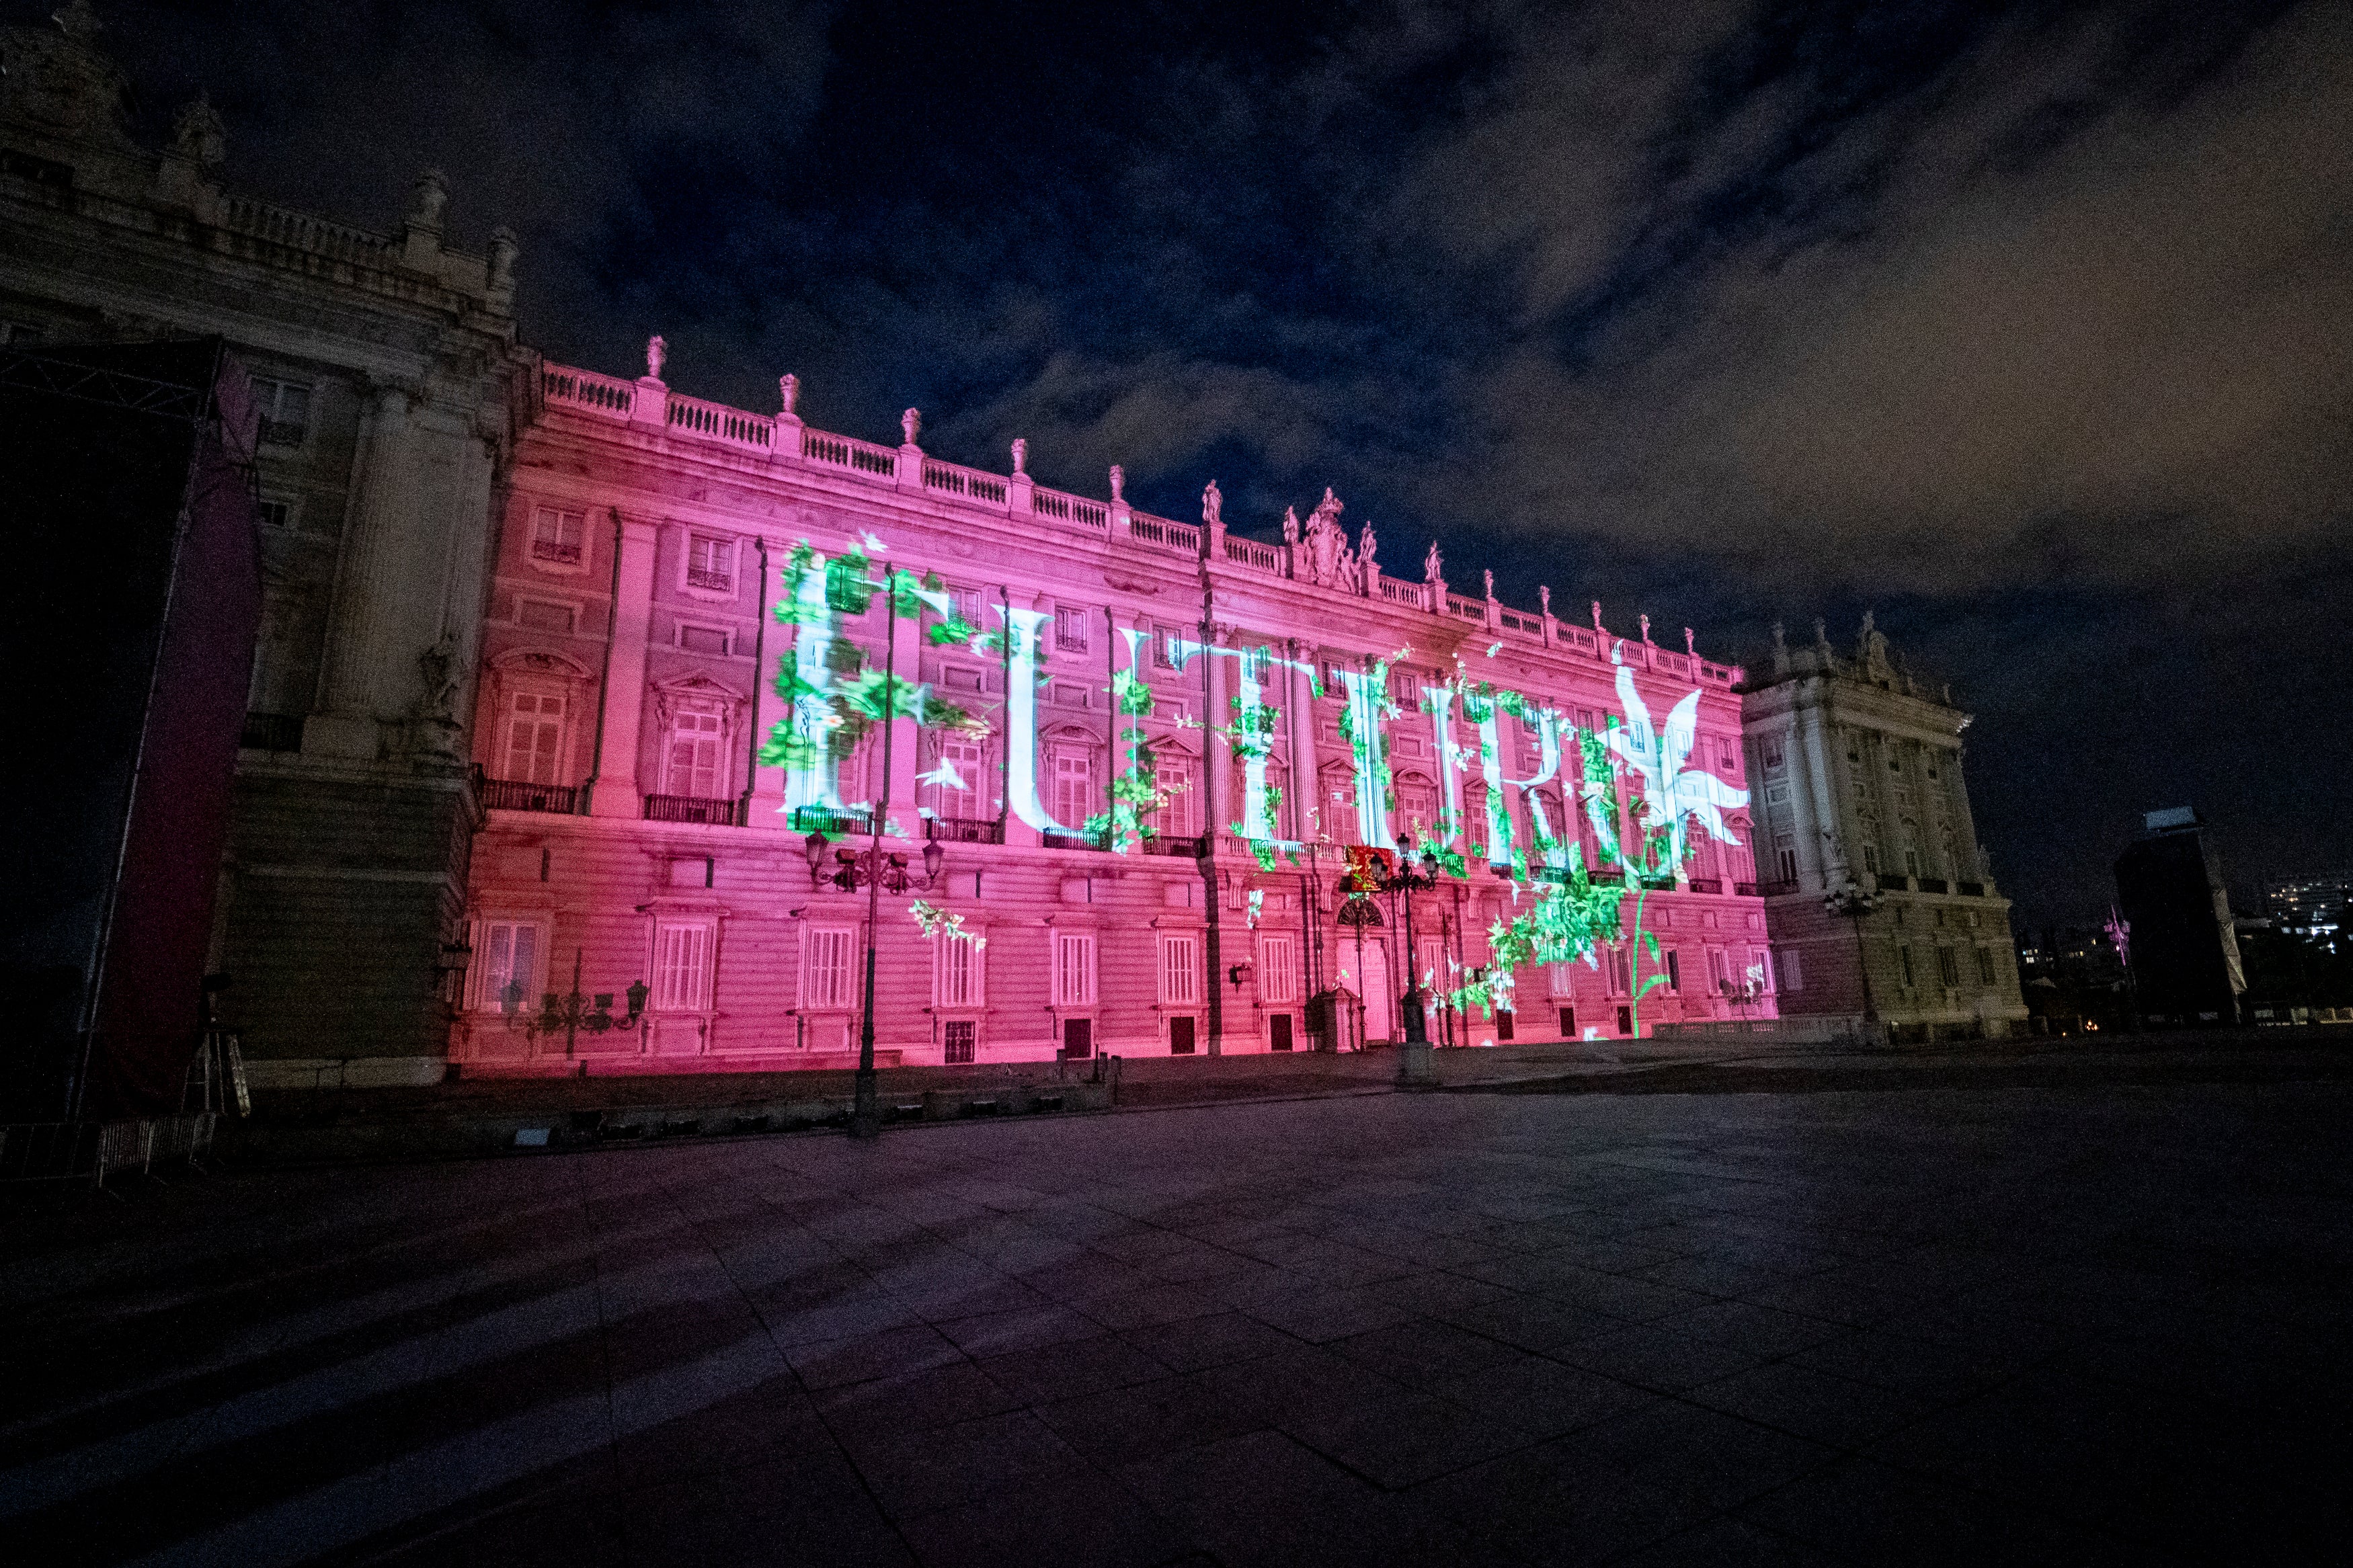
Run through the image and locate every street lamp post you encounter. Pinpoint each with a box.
[852,571,902,1139]
[1388,840,1444,1087]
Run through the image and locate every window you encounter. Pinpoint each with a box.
[1777,947,1804,993]
[951,587,984,628]
[1607,947,1632,996]
[1708,949,1729,995]
[686,532,734,593]
[1547,960,1577,997]
[1054,932,1097,1006]
[1665,950,1681,993]
[252,376,312,446]
[1718,741,1739,773]
[653,922,714,1011]
[677,624,729,655]
[1051,746,1094,827]
[1153,625,1180,669]
[517,600,576,634]
[502,690,567,783]
[825,556,872,614]
[1904,845,1921,878]
[1761,736,1784,771]
[926,735,986,819]
[257,499,293,530]
[1154,756,1195,837]
[474,919,542,1014]
[943,1020,976,1064]
[1773,837,1797,884]
[1977,946,1997,986]
[1260,936,1298,1004]
[1558,1006,1576,1036]
[934,930,984,1007]
[1054,606,1089,654]
[531,506,585,565]
[1898,944,1915,989]
[803,927,854,1009]
[1862,843,1880,874]
[665,706,726,798]
[1938,946,1960,989]
[1161,934,1200,1005]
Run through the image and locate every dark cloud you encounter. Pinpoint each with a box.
[49,0,2353,917]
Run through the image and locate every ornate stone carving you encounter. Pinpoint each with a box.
[1010,436,1027,475]
[1302,488,1352,588]
[169,91,225,168]
[900,407,921,446]
[1425,540,1442,585]
[779,373,800,417]
[1281,505,1300,546]
[406,169,448,231]
[1201,478,1221,527]
[1358,522,1377,575]
[1110,464,1125,503]
[486,228,518,294]
[645,335,667,382]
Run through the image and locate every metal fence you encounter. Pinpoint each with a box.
[0,1114,217,1188]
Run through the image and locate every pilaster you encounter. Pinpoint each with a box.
[308,381,416,758]
[588,515,660,817]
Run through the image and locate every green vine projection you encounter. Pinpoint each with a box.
[760,541,990,806]
[1084,639,1172,853]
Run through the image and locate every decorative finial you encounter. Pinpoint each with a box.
[901,407,921,446]
[778,373,800,416]
[645,335,667,382]
[1201,478,1222,527]
[486,228,518,293]
[1110,464,1126,503]
[1010,436,1027,475]
[406,169,448,231]
[170,91,226,169]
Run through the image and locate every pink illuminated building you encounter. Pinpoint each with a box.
[454,349,1773,1073]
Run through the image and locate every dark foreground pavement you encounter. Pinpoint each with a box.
[5,1073,2350,1565]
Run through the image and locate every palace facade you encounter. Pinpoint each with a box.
[456,352,1773,1072]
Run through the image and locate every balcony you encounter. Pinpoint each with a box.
[530,536,581,565]
[685,565,732,592]
[1733,880,1760,897]
[1042,829,1109,852]
[1753,879,1799,897]
[1915,876,1949,894]
[925,816,1004,845]
[791,805,875,835]
[1685,877,1723,894]
[1876,872,1911,892]
[1956,880,1987,897]
[645,794,740,825]
[482,777,581,814]
[1142,833,1206,859]
[241,712,305,751]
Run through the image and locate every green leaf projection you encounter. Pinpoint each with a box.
[759,532,1749,1038]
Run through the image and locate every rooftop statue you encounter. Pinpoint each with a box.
[1424,540,1442,584]
[1201,478,1221,527]
[645,335,666,382]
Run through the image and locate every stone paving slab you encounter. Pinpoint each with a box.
[5,1078,2351,1565]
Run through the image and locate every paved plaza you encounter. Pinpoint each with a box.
[5,1077,2350,1565]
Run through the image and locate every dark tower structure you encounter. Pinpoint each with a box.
[2113,807,2245,1028]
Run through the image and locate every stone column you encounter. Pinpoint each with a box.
[1287,639,1319,843]
[747,541,791,825]
[1794,703,1841,889]
[589,515,660,817]
[1203,622,1232,853]
[309,382,417,756]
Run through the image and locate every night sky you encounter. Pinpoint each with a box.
[71,0,2353,927]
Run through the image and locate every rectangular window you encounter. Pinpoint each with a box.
[1775,840,1797,884]
[686,532,734,593]
[503,691,566,783]
[926,735,986,819]
[654,922,713,1011]
[1938,946,1960,989]
[1153,757,1195,837]
[517,599,576,634]
[666,708,725,798]
[1259,936,1298,1004]
[257,499,292,530]
[1547,961,1577,998]
[1665,950,1681,992]
[1607,947,1632,996]
[1054,606,1089,654]
[252,376,312,446]
[1162,935,1201,1005]
[1718,741,1739,773]
[1170,1016,1197,1055]
[803,927,854,1009]
[1054,932,1097,1006]
[1558,1006,1576,1036]
[1777,947,1804,993]
[1862,843,1880,874]
[677,624,729,655]
[951,587,984,628]
[1899,945,1916,989]
[1976,946,1997,986]
[943,1019,975,1064]
[1153,625,1179,669]
[1761,737,1784,771]
[934,932,983,1007]
[531,505,585,565]
[474,919,541,1014]
[1707,949,1728,995]
[1051,748,1093,828]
